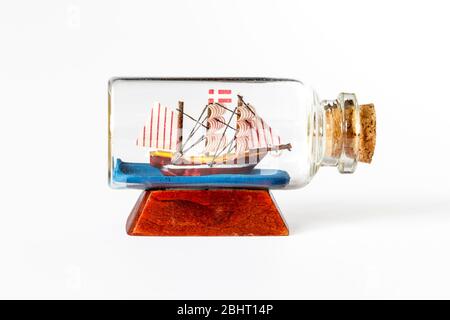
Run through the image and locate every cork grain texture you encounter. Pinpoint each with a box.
[358,104,376,163]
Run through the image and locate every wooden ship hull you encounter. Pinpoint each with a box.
[150,149,266,176]
[149,144,291,176]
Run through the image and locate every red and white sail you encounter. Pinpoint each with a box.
[235,102,282,154]
[204,103,227,154]
[136,102,180,151]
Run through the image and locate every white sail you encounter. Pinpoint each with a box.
[136,102,180,151]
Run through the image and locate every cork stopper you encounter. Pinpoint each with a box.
[323,99,376,166]
[358,104,376,163]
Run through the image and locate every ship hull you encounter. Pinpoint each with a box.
[160,163,257,176]
[148,146,290,176]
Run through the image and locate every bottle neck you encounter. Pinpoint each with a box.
[319,93,361,173]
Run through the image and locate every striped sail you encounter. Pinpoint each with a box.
[204,103,227,154]
[136,102,179,151]
[235,102,282,154]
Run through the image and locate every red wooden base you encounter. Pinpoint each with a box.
[126,189,289,236]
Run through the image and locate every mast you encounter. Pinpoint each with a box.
[205,107,211,147]
[231,96,243,153]
[174,104,209,161]
[176,101,184,153]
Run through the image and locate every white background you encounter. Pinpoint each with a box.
[1,0,449,299]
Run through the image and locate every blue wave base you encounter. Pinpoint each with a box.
[112,158,291,189]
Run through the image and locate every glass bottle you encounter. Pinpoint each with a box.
[108,77,376,189]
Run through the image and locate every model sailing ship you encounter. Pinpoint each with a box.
[136,95,292,176]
